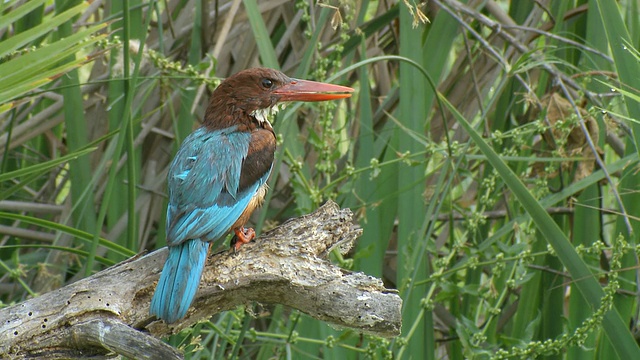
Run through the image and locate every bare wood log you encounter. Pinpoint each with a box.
[0,201,402,359]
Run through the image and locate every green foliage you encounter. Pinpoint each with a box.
[1,1,640,359]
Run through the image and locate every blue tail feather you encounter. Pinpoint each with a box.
[150,239,209,323]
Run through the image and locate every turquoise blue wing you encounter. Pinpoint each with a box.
[165,127,259,245]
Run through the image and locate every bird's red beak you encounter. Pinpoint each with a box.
[274,79,354,102]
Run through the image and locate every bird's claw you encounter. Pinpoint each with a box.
[231,227,256,251]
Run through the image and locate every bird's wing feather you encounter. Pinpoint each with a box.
[165,127,262,246]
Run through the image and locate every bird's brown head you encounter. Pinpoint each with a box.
[204,68,353,130]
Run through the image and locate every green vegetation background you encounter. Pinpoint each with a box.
[1,0,639,359]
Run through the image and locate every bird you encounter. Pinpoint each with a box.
[150,68,354,323]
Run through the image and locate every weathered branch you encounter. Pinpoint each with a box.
[0,201,401,359]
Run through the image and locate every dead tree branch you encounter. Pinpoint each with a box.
[0,201,401,359]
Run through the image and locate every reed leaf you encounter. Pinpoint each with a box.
[439,93,640,359]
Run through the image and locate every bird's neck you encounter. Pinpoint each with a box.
[203,103,277,133]
[202,101,248,131]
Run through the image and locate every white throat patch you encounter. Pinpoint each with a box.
[250,103,286,126]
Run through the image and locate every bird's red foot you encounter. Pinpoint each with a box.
[231,227,256,251]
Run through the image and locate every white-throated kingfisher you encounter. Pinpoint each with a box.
[150,68,353,323]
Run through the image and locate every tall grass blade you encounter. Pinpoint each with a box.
[592,3,640,357]
[0,0,47,30]
[243,0,278,69]
[54,0,98,255]
[0,2,88,58]
[397,9,430,358]
[439,93,640,359]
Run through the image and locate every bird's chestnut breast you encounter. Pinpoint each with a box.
[237,128,276,193]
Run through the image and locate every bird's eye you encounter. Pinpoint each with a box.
[261,78,274,89]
